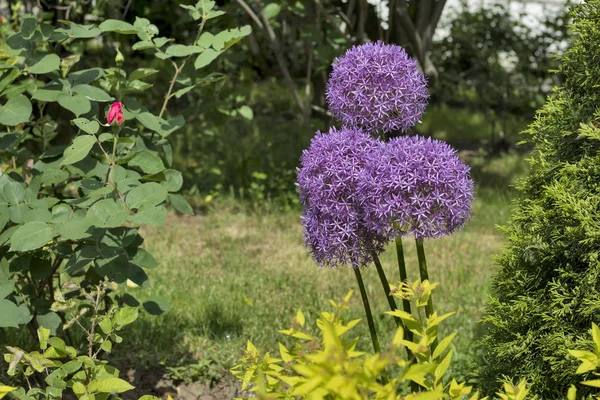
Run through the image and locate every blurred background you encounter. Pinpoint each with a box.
[1,0,573,209]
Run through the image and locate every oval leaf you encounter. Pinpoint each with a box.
[27,54,61,74]
[86,199,129,228]
[99,20,138,34]
[0,95,32,126]
[61,135,96,165]
[9,221,54,251]
[194,49,222,70]
[125,183,168,209]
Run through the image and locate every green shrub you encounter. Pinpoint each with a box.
[476,0,600,397]
[0,1,249,397]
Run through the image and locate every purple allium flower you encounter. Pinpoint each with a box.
[361,136,474,239]
[326,41,429,134]
[297,127,389,268]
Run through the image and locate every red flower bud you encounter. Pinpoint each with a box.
[107,102,124,125]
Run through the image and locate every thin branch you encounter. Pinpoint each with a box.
[416,0,433,35]
[236,0,264,30]
[386,0,397,43]
[236,0,310,127]
[357,0,368,42]
[423,0,447,52]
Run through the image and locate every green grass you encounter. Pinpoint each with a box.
[0,152,527,388]
[114,152,526,383]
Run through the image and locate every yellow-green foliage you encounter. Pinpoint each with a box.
[232,280,532,400]
[232,283,600,400]
[476,1,600,396]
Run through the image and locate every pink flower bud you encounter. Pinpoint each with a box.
[107,102,124,125]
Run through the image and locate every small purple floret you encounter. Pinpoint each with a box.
[326,41,429,134]
[297,127,389,268]
[361,135,474,239]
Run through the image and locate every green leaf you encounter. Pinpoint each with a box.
[169,194,194,215]
[37,312,62,336]
[68,68,104,85]
[143,296,171,315]
[206,10,226,19]
[212,26,251,51]
[9,204,29,224]
[91,377,134,394]
[262,3,281,20]
[128,68,159,82]
[0,94,32,126]
[61,135,96,165]
[153,37,172,48]
[132,40,156,51]
[166,45,204,57]
[27,54,61,74]
[23,208,52,223]
[72,118,100,134]
[238,105,254,120]
[31,88,63,102]
[68,24,102,39]
[0,299,21,328]
[99,20,138,34]
[131,248,159,269]
[0,280,15,299]
[174,85,196,99]
[162,169,183,192]
[72,84,113,102]
[101,339,113,353]
[129,151,165,175]
[135,112,168,135]
[125,183,168,209]
[194,49,223,70]
[197,32,214,49]
[99,317,113,334]
[21,16,38,39]
[113,307,139,328]
[86,199,129,228]
[58,215,92,240]
[128,206,167,226]
[57,93,91,116]
[72,382,86,396]
[9,221,54,251]
[434,349,453,382]
[3,181,25,204]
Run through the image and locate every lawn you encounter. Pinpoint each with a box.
[113,152,525,393]
[0,153,526,398]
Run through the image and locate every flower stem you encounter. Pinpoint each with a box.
[354,267,380,354]
[415,238,434,319]
[373,252,414,362]
[395,237,414,342]
[353,267,388,385]
[372,253,400,328]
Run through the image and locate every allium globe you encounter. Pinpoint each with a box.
[297,127,389,268]
[361,135,474,239]
[326,41,429,134]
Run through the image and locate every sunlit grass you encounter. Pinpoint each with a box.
[116,184,514,382]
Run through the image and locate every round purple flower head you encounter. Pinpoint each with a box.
[326,41,429,134]
[361,136,474,239]
[297,127,389,268]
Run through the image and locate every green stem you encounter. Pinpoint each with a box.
[415,238,434,319]
[354,267,380,354]
[353,267,388,385]
[372,253,400,328]
[395,237,414,343]
[373,252,415,362]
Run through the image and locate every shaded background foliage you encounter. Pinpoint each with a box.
[2,0,571,204]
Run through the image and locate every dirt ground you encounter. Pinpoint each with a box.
[122,367,244,400]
